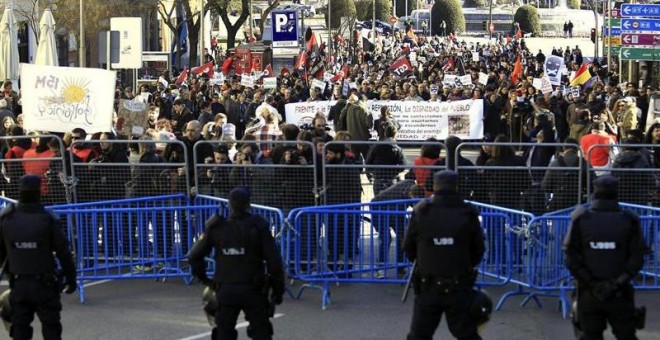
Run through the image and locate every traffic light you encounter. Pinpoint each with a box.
[590,28,596,44]
[482,21,487,31]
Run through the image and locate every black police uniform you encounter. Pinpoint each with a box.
[0,175,77,340]
[403,171,486,340]
[563,175,647,340]
[188,188,285,340]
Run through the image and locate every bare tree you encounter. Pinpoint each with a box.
[210,0,250,50]
[12,0,41,41]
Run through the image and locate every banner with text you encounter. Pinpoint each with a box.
[285,99,484,140]
[20,64,116,133]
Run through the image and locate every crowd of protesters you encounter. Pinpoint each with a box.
[0,28,659,219]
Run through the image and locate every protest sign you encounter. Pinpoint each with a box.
[263,77,277,89]
[285,99,484,140]
[240,75,255,87]
[478,72,489,85]
[20,63,115,133]
[117,100,149,136]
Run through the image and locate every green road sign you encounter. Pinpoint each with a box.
[620,47,660,60]
[607,18,621,27]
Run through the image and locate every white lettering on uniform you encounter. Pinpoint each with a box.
[15,242,38,249]
[589,241,616,250]
[433,237,454,246]
[221,247,246,256]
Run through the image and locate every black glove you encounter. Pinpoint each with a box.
[592,280,618,301]
[63,277,77,294]
[270,291,283,306]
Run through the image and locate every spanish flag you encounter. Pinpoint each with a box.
[570,63,591,87]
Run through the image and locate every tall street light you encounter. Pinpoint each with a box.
[79,0,85,67]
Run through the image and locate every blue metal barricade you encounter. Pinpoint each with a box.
[50,194,192,303]
[286,199,516,309]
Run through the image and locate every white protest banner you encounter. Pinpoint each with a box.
[311,79,326,91]
[478,72,489,85]
[263,77,277,89]
[117,100,149,136]
[540,76,553,94]
[472,52,479,62]
[241,75,255,87]
[442,75,457,87]
[459,75,472,86]
[209,73,225,85]
[20,63,116,133]
[349,82,358,89]
[285,99,484,140]
[532,78,543,90]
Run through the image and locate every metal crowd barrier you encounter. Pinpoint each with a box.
[586,144,660,206]
[286,198,525,309]
[49,194,192,303]
[193,140,319,213]
[322,141,448,204]
[455,142,583,214]
[70,138,191,203]
[1,135,69,204]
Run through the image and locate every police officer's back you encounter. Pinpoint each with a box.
[563,175,647,340]
[403,170,486,340]
[188,187,285,340]
[0,175,77,340]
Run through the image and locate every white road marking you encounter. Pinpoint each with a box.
[177,313,284,340]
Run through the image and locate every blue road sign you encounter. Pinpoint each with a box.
[621,18,660,32]
[621,4,660,18]
[603,27,622,36]
[271,10,299,48]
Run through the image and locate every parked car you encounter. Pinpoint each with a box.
[357,20,401,35]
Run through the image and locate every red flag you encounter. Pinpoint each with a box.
[262,64,274,77]
[192,61,214,78]
[330,72,343,83]
[221,57,233,75]
[174,68,188,85]
[516,28,522,39]
[388,56,413,77]
[342,64,349,79]
[294,51,307,70]
[306,33,317,52]
[442,57,454,72]
[511,56,522,85]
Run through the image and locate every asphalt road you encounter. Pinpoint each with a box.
[2,278,659,340]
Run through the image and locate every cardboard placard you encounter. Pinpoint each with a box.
[117,100,149,136]
[263,77,277,89]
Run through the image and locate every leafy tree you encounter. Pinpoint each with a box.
[327,0,357,30]
[463,0,487,8]
[356,0,393,22]
[431,0,465,34]
[568,0,581,9]
[514,5,541,36]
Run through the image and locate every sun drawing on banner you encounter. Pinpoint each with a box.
[61,77,91,103]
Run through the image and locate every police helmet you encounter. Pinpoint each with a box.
[202,286,217,328]
[469,289,493,332]
[0,290,10,332]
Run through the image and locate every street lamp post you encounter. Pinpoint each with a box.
[79,0,85,67]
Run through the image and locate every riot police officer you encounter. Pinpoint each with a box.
[0,174,77,340]
[564,175,647,340]
[403,170,486,340]
[188,187,285,340]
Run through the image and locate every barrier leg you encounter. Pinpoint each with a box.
[496,285,534,311]
[520,292,543,309]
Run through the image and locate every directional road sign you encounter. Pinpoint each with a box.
[606,18,621,27]
[621,18,660,32]
[620,47,660,61]
[621,4,660,18]
[603,27,622,36]
[604,36,621,46]
[621,33,660,46]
